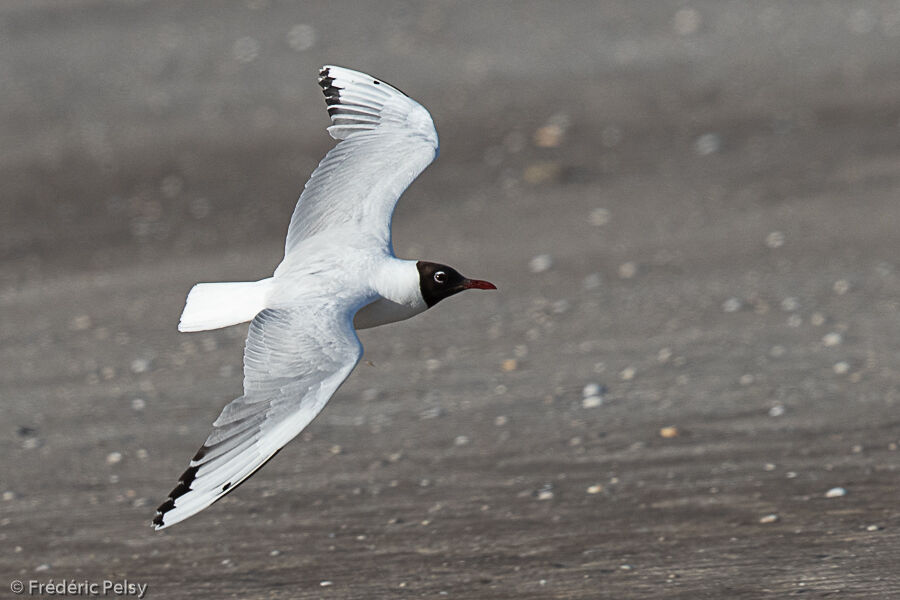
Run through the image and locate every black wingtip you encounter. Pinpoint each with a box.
[169,481,191,501]
[318,69,341,107]
[153,497,175,529]
[178,465,200,488]
[192,445,209,462]
[318,67,338,91]
[316,66,410,100]
[152,461,202,529]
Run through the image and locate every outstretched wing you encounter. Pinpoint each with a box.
[284,65,439,254]
[153,301,363,529]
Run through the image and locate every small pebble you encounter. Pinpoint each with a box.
[659,426,678,438]
[763,463,777,471]
[106,452,123,465]
[768,405,785,417]
[722,297,742,313]
[673,7,702,35]
[866,524,882,532]
[739,374,755,386]
[657,347,672,363]
[810,312,826,326]
[833,279,850,295]
[494,415,508,426]
[70,315,92,331]
[501,359,518,372]
[694,133,720,156]
[618,262,637,279]
[582,396,603,409]
[825,487,847,498]
[833,361,850,375]
[329,444,343,455]
[765,231,785,248]
[269,549,280,556]
[35,563,50,572]
[286,23,316,52]
[787,314,802,327]
[759,514,779,524]
[319,581,333,587]
[454,435,470,447]
[130,358,151,374]
[233,36,260,64]
[582,383,602,398]
[534,125,564,148]
[586,484,603,494]
[769,345,786,358]
[523,161,562,184]
[2,491,15,501]
[551,299,570,314]
[780,297,800,312]
[619,367,635,381]
[529,254,553,273]
[131,398,146,411]
[822,332,842,347]
[425,359,442,372]
[589,208,611,226]
[537,487,554,501]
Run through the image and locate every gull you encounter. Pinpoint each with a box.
[153,66,496,529]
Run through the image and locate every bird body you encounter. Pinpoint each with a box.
[153,66,495,529]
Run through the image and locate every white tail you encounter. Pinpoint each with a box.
[178,278,274,332]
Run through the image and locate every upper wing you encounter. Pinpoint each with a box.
[153,301,363,529]
[284,66,439,254]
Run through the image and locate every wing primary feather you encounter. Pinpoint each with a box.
[283,65,438,251]
[153,305,364,530]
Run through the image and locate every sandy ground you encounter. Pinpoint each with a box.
[3,2,900,598]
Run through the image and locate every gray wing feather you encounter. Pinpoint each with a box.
[284,66,439,253]
[153,302,362,529]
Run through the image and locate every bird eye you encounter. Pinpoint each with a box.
[433,271,446,284]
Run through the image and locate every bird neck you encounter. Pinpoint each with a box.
[373,258,426,309]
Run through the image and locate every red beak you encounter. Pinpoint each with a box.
[462,279,497,290]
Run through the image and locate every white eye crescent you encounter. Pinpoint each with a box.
[433,271,446,284]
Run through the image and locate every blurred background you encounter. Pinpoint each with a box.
[3,1,900,598]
